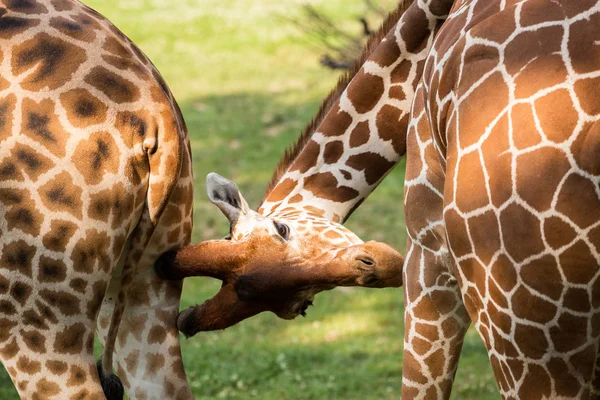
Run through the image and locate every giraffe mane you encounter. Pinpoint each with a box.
[262,0,415,203]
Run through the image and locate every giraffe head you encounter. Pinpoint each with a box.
[156,172,403,337]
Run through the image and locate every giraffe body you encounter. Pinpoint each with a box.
[403,0,600,398]
[256,1,600,396]
[0,0,193,398]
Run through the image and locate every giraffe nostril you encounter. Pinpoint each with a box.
[357,257,374,266]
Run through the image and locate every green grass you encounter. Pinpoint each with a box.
[0,1,498,398]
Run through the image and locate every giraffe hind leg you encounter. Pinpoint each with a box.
[0,232,113,398]
[96,211,194,399]
[401,244,471,399]
[0,312,106,399]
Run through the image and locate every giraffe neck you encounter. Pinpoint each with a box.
[260,0,453,223]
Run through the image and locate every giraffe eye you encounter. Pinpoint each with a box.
[273,221,290,240]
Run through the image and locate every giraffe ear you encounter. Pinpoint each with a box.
[206,172,250,225]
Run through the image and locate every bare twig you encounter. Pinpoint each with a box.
[285,0,395,70]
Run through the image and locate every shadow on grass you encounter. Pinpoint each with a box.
[179,279,496,399]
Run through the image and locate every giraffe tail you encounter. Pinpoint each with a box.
[97,358,125,400]
[96,121,185,397]
[96,229,141,400]
[98,244,139,400]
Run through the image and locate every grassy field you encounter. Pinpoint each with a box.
[0,0,499,398]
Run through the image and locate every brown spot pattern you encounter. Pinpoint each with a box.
[345,152,394,185]
[53,323,87,355]
[49,14,99,43]
[1,240,36,278]
[376,105,408,154]
[22,98,67,157]
[346,69,385,114]
[39,289,80,316]
[0,14,39,39]
[319,104,353,137]
[516,147,571,211]
[42,220,77,252]
[39,171,83,218]
[21,330,46,353]
[0,94,16,143]
[303,172,358,203]
[10,142,54,181]
[84,66,140,103]
[289,140,319,174]
[60,89,108,128]
[12,33,86,91]
[72,131,119,185]
[323,141,344,164]
[38,257,67,283]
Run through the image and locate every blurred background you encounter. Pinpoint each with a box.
[0,0,498,398]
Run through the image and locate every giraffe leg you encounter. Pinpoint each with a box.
[402,80,471,399]
[0,326,105,399]
[0,218,119,399]
[453,254,600,399]
[444,135,600,398]
[0,270,106,399]
[98,263,191,400]
[401,242,470,400]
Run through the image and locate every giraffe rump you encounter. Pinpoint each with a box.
[0,0,194,398]
[262,0,415,202]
